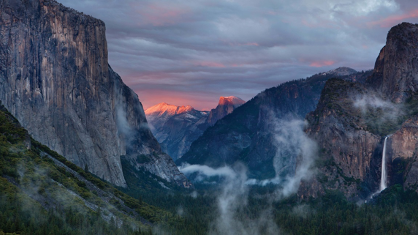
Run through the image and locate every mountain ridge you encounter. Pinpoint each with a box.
[177,67,369,181]
[145,96,245,161]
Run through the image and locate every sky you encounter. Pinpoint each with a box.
[57,0,418,111]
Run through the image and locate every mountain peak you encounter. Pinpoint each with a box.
[366,22,418,103]
[324,67,357,76]
[145,103,195,116]
[218,96,246,106]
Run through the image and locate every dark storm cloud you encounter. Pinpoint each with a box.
[58,0,418,110]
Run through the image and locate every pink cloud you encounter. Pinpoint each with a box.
[369,9,418,28]
[228,42,259,47]
[310,60,335,67]
[267,10,279,16]
[301,19,338,29]
[220,40,259,47]
[245,42,259,46]
[134,3,189,26]
[194,61,226,68]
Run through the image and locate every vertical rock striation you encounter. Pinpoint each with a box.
[0,0,189,187]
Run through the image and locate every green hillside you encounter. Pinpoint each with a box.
[0,103,181,234]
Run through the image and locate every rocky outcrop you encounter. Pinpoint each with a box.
[390,116,418,160]
[207,96,245,125]
[178,68,365,180]
[303,79,383,198]
[389,116,418,189]
[0,0,189,187]
[300,23,418,199]
[366,23,418,103]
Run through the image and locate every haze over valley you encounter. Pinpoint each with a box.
[2,0,418,234]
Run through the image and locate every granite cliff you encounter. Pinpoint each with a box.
[207,96,245,126]
[300,23,418,199]
[0,0,189,187]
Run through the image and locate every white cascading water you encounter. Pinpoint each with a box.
[379,136,388,192]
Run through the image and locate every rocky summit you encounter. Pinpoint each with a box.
[145,96,245,161]
[207,96,246,126]
[0,0,189,188]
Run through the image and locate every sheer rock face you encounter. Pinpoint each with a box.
[366,22,418,103]
[300,23,418,198]
[390,116,418,189]
[207,96,245,126]
[0,0,189,187]
[302,79,382,198]
[390,117,418,161]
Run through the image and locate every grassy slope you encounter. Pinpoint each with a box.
[0,104,184,234]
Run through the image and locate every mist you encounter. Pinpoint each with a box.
[353,94,404,128]
[245,115,317,198]
[269,117,317,198]
[116,106,133,137]
[179,164,236,182]
[179,115,318,234]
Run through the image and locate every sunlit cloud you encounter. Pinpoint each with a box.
[368,8,418,27]
[133,2,191,26]
[193,61,226,68]
[310,60,335,67]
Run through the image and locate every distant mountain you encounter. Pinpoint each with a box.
[0,0,189,188]
[178,68,371,180]
[207,96,246,125]
[145,103,210,161]
[320,67,358,77]
[145,103,197,118]
[145,96,245,160]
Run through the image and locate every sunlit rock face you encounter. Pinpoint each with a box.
[0,0,190,188]
[145,96,245,161]
[300,23,418,199]
[207,96,246,126]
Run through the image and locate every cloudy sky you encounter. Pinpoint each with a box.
[58,0,418,110]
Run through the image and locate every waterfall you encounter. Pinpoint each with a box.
[366,136,390,201]
[379,136,388,192]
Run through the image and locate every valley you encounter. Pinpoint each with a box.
[2,0,418,234]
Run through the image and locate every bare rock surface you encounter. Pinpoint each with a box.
[0,0,189,187]
[300,23,418,198]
